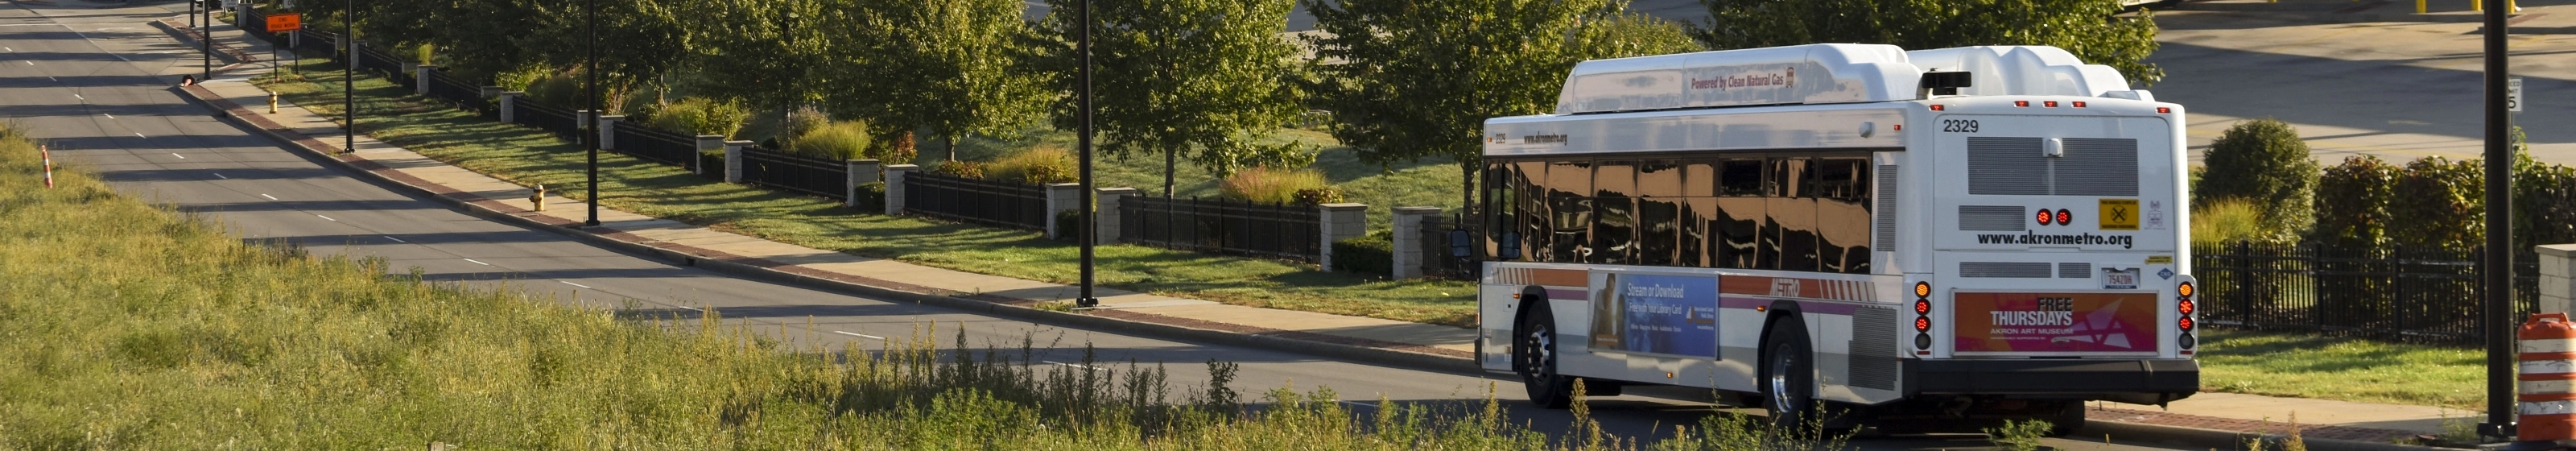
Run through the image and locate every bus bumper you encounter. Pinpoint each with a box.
[1904,358,2198,405]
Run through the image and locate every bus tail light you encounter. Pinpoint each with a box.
[2013,101,2029,107]
[2056,209,2072,225]
[2043,101,2059,108]
[2072,101,2087,108]
[2178,281,2198,350]
[1913,282,1934,350]
[2157,107,2172,114]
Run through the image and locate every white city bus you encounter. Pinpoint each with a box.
[1475,43,2198,434]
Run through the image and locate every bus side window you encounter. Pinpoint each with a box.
[1815,158,1872,274]
[1547,160,1592,263]
[1679,159,1717,268]
[1487,163,1521,261]
[1591,160,1636,265]
[1516,160,1549,262]
[1770,158,1817,272]
[1636,160,1682,267]
[1716,158,1766,270]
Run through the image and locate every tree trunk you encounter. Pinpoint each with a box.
[945,134,958,162]
[1163,145,1176,197]
[1460,162,1477,220]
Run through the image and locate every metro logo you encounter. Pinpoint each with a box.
[2099,199,2140,230]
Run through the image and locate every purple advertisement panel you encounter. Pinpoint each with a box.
[1589,274,1719,358]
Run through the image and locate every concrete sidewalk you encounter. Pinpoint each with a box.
[155,14,2475,450]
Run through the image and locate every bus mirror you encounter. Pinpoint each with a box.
[1449,229,1473,259]
[1498,232,1523,260]
[1919,71,1973,97]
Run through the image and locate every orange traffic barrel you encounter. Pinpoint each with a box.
[2522,312,2576,443]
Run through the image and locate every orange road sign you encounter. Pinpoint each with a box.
[266,14,300,33]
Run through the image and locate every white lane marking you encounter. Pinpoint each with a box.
[2,47,10,51]
[315,214,335,221]
[559,280,592,289]
[102,114,113,119]
[259,193,277,201]
[678,305,703,311]
[46,77,56,82]
[1041,361,1104,371]
[74,94,85,100]
[832,331,884,340]
[212,172,225,179]
[462,259,490,266]
[170,153,184,159]
[382,236,406,243]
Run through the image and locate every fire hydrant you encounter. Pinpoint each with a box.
[530,184,547,212]
[267,91,279,114]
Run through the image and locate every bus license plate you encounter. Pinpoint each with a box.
[2101,268,2139,289]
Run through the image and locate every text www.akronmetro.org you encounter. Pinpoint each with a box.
[1977,231,2135,249]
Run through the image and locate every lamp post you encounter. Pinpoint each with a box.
[584,0,600,227]
[1075,0,1096,308]
[200,0,210,81]
[2480,0,2516,442]
[341,0,352,155]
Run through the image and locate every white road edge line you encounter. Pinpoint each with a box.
[832,331,884,340]
[1041,361,1104,371]
[1333,400,1379,409]
[382,235,405,243]
[212,172,225,179]
[559,280,592,289]
[259,193,278,201]
[462,259,490,266]
[316,214,334,221]
[171,153,183,159]
[102,114,113,119]
[678,305,703,311]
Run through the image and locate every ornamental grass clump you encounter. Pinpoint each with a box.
[646,97,752,139]
[790,121,873,161]
[1220,167,1331,205]
[989,146,1077,184]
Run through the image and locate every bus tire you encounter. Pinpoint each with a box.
[2046,402,2087,437]
[1761,317,1818,429]
[1514,303,1576,409]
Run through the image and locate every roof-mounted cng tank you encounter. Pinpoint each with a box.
[1550,43,2144,115]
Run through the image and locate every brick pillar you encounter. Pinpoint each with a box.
[2543,244,2576,314]
[693,135,724,175]
[1095,188,1139,245]
[845,159,879,208]
[597,115,624,151]
[1318,203,1369,270]
[1045,183,1083,239]
[415,64,438,96]
[1391,206,1442,279]
[498,92,523,124]
[723,140,753,184]
[884,164,919,215]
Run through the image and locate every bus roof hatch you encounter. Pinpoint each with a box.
[1551,43,2134,115]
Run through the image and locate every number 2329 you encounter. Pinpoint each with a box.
[1942,119,1980,133]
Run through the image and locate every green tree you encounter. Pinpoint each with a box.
[1304,0,1701,209]
[2314,155,2398,249]
[358,0,687,95]
[2198,118,2318,242]
[1696,0,2163,85]
[824,0,1050,161]
[1030,0,1313,197]
[682,0,828,135]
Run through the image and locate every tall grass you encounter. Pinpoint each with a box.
[789,120,873,161]
[990,145,1078,184]
[1220,167,1332,205]
[645,97,752,139]
[2194,197,2268,245]
[0,123,1846,449]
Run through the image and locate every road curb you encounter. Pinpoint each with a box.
[167,84,1484,377]
[2083,418,2470,451]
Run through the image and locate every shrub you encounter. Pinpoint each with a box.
[1220,168,1332,205]
[2390,156,2483,250]
[778,106,831,147]
[989,146,1078,185]
[2514,127,2576,246]
[871,130,920,164]
[791,121,873,161]
[2314,155,2398,248]
[852,181,886,212]
[931,160,986,180]
[646,97,751,139]
[1054,209,1084,241]
[2198,118,2318,241]
[1296,187,1345,205]
[1331,234,1394,275]
[2193,198,2268,246]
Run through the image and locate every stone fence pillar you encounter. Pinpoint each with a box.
[1318,203,1369,271]
[884,165,919,215]
[415,64,438,96]
[497,91,523,124]
[845,159,880,208]
[1391,206,1442,279]
[1095,188,1139,246]
[1044,183,1084,239]
[723,140,753,184]
[597,114,623,151]
[2542,244,2576,314]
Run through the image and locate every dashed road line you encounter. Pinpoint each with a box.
[832,331,884,340]
[212,172,225,179]
[382,236,405,243]
[73,93,83,99]
[259,193,277,201]
[559,280,592,289]
[315,214,335,221]
[170,152,183,159]
[101,114,113,119]
[678,305,703,311]
[462,259,490,266]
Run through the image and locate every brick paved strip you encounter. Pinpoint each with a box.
[2091,405,2420,444]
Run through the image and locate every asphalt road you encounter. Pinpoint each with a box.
[0,2,2215,449]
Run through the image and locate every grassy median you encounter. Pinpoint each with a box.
[258,58,1480,327]
[0,122,1856,449]
[2196,329,2483,410]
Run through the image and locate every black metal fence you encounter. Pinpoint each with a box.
[294,30,337,56]
[1417,216,1480,279]
[905,172,1047,230]
[614,124,701,168]
[238,10,279,45]
[355,44,410,88]
[739,147,845,199]
[514,100,584,142]
[1121,196,1319,262]
[426,72,493,117]
[2191,241,2538,345]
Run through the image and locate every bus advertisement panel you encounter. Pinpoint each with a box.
[1953,292,2161,354]
[1587,274,1719,358]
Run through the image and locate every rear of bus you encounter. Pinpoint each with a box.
[1901,93,2198,407]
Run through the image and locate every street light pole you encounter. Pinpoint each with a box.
[341,0,352,155]
[1075,0,1096,308]
[201,0,211,82]
[2480,0,2516,441]
[584,0,600,227]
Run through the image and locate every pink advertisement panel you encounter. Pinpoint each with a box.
[1953,292,2160,354]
